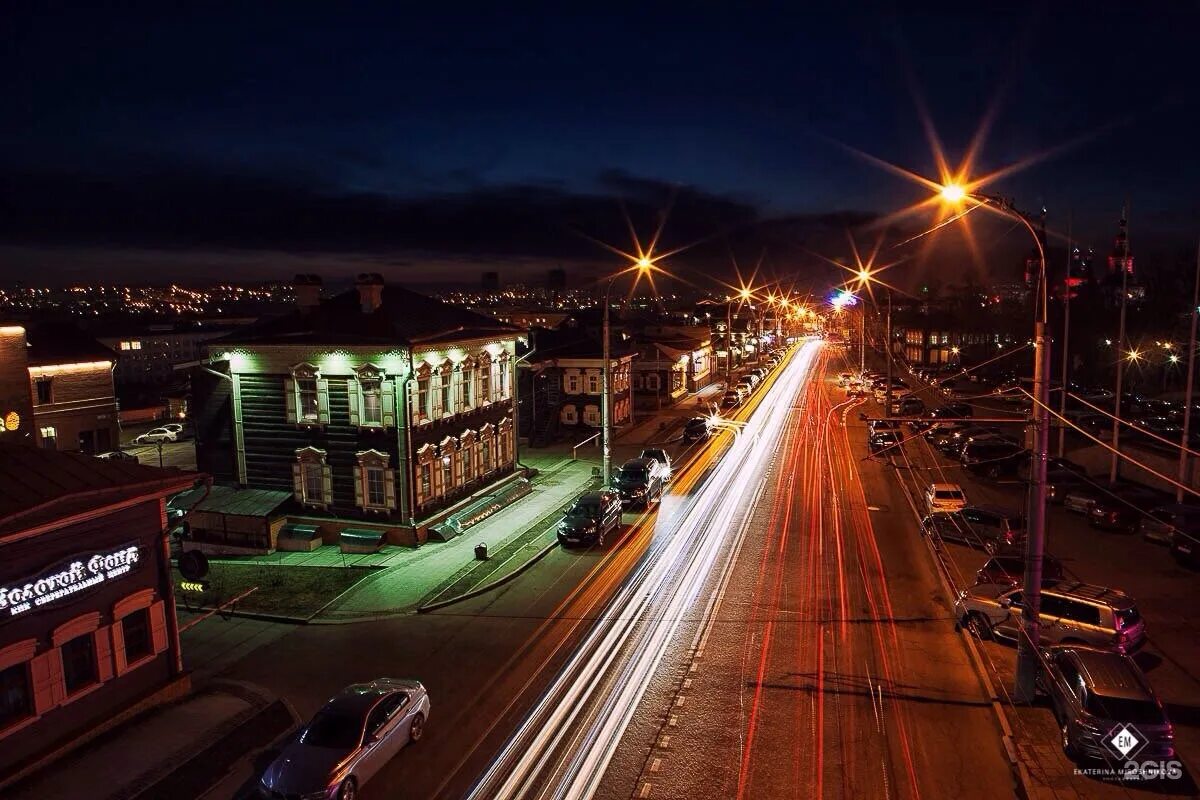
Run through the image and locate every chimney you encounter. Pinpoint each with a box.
[356,273,385,314]
[293,274,323,312]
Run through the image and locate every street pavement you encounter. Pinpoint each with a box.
[876,358,1200,797]
[596,346,1012,800]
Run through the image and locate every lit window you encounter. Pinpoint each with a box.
[39,426,57,450]
[297,379,319,422]
[303,463,323,502]
[587,373,600,394]
[362,381,382,425]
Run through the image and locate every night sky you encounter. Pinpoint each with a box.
[2,3,1197,288]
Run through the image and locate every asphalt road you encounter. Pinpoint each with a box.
[595,346,1013,800]
[208,351,801,799]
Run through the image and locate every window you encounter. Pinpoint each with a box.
[287,365,328,426]
[567,374,580,394]
[587,373,600,394]
[440,371,452,416]
[121,608,153,665]
[498,356,509,399]
[35,379,52,404]
[293,448,330,507]
[297,378,320,422]
[61,635,97,695]
[481,438,493,472]
[39,426,57,450]
[441,456,453,493]
[416,377,430,422]
[646,374,661,391]
[0,662,31,730]
[561,405,578,425]
[479,363,491,403]
[419,463,432,500]
[453,369,465,413]
[366,468,386,506]
[119,340,142,351]
[583,405,601,426]
[462,366,475,409]
[361,380,383,426]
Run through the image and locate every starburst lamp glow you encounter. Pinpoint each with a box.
[940,183,966,203]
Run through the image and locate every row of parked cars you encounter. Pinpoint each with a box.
[721,348,788,410]
[883,366,1180,765]
[556,448,674,547]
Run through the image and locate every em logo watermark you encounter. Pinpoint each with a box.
[1074,723,1183,783]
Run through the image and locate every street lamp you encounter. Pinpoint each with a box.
[601,260,653,486]
[940,183,1049,705]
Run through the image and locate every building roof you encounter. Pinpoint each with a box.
[526,327,636,362]
[0,444,201,538]
[213,286,519,348]
[24,322,116,367]
[170,484,290,518]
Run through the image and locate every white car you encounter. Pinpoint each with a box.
[260,679,429,800]
[926,482,967,514]
[134,427,178,445]
[640,448,672,483]
[161,423,184,435]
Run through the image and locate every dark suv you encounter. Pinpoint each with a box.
[557,490,623,547]
[614,457,665,508]
[960,439,1026,478]
[1038,644,1175,762]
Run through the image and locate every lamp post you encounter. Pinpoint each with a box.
[941,184,1049,704]
[601,260,652,486]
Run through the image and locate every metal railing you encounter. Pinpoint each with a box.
[572,431,600,460]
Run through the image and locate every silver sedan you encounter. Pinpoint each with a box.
[260,679,430,800]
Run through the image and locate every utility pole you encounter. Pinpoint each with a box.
[601,278,614,486]
[884,289,893,417]
[725,302,733,383]
[1109,205,1131,484]
[1058,217,1073,458]
[1178,238,1200,502]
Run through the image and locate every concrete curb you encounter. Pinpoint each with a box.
[919,530,1035,800]
[417,535,559,613]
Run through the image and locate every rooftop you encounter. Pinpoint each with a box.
[23,322,116,367]
[0,443,202,538]
[214,285,519,348]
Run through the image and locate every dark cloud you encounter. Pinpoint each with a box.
[0,156,899,287]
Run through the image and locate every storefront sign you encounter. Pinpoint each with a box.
[0,543,143,620]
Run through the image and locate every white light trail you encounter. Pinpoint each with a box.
[468,340,824,800]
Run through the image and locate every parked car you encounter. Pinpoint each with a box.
[1062,487,1104,515]
[890,396,925,416]
[161,422,184,435]
[1037,645,1175,761]
[1170,527,1199,567]
[721,390,741,409]
[868,418,903,436]
[614,457,665,508]
[95,450,139,463]
[133,427,178,445]
[639,448,672,482]
[925,482,967,514]
[682,416,713,443]
[557,490,623,547]
[955,580,1145,653]
[868,430,901,455]
[921,506,1024,553]
[960,440,1026,479]
[1045,469,1088,504]
[259,679,430,800]
[975,551,1065,587]
[1138,503,1200,545]
[1088,488,1163,532]
[734,385,750,402]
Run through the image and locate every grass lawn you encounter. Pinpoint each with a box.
[173,562,376,619]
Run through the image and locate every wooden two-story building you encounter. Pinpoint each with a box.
[193,275,523,546]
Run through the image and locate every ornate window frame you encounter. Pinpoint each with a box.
[292,447,331,508]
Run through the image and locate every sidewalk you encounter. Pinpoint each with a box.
[314,456,598,619]
[6,681,293,800]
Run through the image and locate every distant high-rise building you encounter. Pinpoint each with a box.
[546,268,567,291]
[1107,216,1134,278]
[482,271,501,292]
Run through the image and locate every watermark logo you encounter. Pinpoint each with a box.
[1103,723,1147,761]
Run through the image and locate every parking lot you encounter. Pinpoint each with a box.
[850,360,1200,796]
